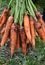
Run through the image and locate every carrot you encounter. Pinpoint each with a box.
[0,8,9,28]
[1,16,13,47]
[20,27,27,55]
[24,15,31,42]
[16,32,20,49]
[16,25,20,49]
[36,12,45,26]
[35,22,45,41]
[0,31,8,47]
[0,27,5,38]
[36,12,45,33]
[10,23,17,57]
[30,17,35,49]
[0,16,7,28]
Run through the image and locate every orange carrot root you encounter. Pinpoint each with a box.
[24,15,31,42]
[1,16,13,47]
[35,22,45,41]
[20,27,27,55]
[36,12,45,33]
[30,17,35,48]
[16,25,20,49]
[0,8,9,28]
[36,12,45,26]
[16,33,20,49]
[10,23,17,57]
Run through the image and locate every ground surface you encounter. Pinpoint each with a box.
[0,37,45,65]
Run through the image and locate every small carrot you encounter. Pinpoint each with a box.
[10,23,17,57]
[30,17,35,49]
[1,16,13,47]
[0,8,9,28]
[36,12,45,33]
[36,12,45,26]
[5,16,13,30]
[0,27,5,38]
[16,33,20,49]
[24,15,31,42]
[35,22,45,41]
[20,27,27,55]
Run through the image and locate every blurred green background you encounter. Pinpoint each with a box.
[0,0,9,14]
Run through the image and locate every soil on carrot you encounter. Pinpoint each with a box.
[0,37,45,65]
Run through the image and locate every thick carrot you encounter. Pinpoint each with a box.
[0,8,9,28]
[20,27,27,55]
[30,17,35,49]
[35,22,45,41]
[24,15,31,42]
[1,16,13,47]
[0,27,5,38]
[10,23,17,57]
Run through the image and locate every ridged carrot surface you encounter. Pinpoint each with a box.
[10,23,17,57]
[35,22,45,41]
[20,28,27,55]
[24,15,31,42]
[1,16,13,47]
[30,17,35,48]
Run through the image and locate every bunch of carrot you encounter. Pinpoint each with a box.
[0,0,45,57]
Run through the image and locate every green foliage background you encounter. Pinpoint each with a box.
[0,0,9,14]
[33,0,45,9]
